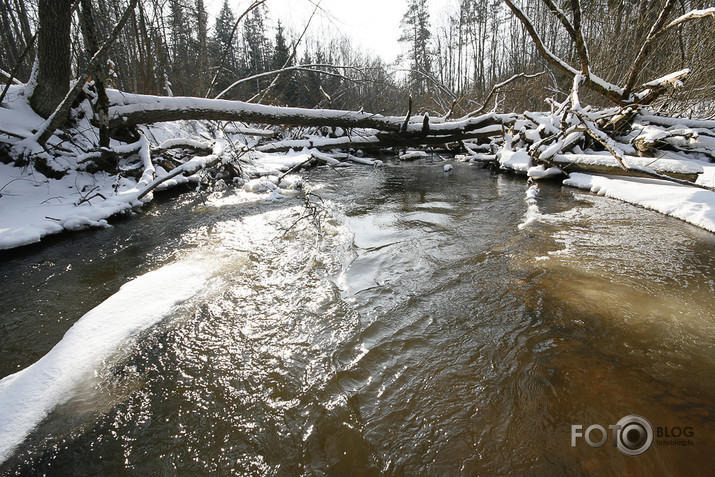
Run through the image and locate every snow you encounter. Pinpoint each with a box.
[0,163,145,250]
[400,150,429,161]
[552,153,703,175]
[444,164,454,172]
[563,173,715,232]
[498,149,531,172]
[528,165,563,179]
[518,184,541,229]
[0,261,211,464]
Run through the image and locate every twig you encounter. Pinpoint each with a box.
[465,71,546,118]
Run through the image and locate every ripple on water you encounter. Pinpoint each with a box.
[2,164,714,475]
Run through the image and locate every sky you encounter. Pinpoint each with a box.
[204,0,453,64]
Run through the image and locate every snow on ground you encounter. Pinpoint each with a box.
[0,163,144,249]
[0,261,212,464]
[0,86,318,250]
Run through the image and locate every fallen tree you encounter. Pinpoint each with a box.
[106,91,515,138]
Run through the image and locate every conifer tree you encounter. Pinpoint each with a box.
[399,0,433,95]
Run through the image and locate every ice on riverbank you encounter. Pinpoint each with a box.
[564,171,715,232]
[0,261,211,464]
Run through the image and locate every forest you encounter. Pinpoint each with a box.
[0,0,714,247]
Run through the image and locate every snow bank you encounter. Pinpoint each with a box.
[0,261,211,464]
[563,173,715,232]
[0,163,147,250]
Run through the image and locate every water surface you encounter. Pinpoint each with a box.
[0,162,713,475]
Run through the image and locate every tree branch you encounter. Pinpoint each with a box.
[502,0,624,104]
[541,0,589,74]
[621,0,677,98]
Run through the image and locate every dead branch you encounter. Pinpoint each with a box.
[656,7,715,38]
[465,71,546,118]
[622,0,678,98]
[0,32,36,105]
[541,0,589,74]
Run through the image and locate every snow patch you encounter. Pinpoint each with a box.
[563,173,715,232]
[499,149,531,172]
[0,261,212,464]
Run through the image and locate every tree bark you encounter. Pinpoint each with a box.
[35,0,139,146]
[29,0,73,118]
[80,0,110,148]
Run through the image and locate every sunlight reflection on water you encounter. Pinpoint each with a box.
[1,163,713,475]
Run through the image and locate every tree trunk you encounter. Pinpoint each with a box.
[29,0,73,118]
[80,0,110,148]
[107,92,513,136]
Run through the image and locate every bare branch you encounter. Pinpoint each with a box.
[465,71,546,118]
[622,0,677,98]
[541,0,589,74]
[659,7,715,34]
[215,64,376,100]
[502,0,624,104]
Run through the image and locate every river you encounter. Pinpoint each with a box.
[0,161,713,475]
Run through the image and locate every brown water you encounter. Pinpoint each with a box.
[0,162,713,475]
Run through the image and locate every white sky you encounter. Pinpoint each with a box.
[204,0,453,64]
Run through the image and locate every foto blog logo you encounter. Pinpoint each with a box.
[571,415,654,456]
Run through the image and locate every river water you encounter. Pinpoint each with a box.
[0,161,713,475]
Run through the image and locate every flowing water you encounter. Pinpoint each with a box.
[0,161,713,476]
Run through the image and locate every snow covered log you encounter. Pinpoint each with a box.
[257,125,505,152]
[106,91,515,137]
[550,153,703,182]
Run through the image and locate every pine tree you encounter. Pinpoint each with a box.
[211,0,238,97]
[168,0,191,95]
[242,6,271,93]
[399,0,432,95]
[271,21,291,71]
[271,21,295,104]
[196,0,208,96]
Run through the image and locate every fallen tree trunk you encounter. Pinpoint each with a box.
[550,153,703,182]
[257,125,505,152]
[106,91,515,137]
